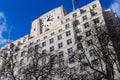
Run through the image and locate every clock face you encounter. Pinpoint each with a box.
[41,14,54,27]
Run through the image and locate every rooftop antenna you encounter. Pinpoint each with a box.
[8,30,11,43]
[72,0,75,11]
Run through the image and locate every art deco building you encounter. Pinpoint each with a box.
[0,0,120,80]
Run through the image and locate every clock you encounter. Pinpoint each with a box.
[41,14,54,27]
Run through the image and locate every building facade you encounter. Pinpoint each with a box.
[0,0,120,80]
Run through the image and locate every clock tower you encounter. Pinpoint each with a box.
[30,6,67,36]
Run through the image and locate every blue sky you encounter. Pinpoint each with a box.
[0,0,119,48]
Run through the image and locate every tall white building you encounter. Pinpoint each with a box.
[0,0,120,80]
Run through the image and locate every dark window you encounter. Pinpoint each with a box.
[66,31,71,36]
[91,11,97,16]
[58,42,63,48]
[57,34,62,40]
[21,51,25,57]
[86,30,91,37]
[70,67,76,74]
[81,74,89,80]
[87,40,93,46]
[59,51,64,57]
[72,13,77,17]
[58,29,62,32]
[73,20,79,27]
[78,53,85,60]
[51,32,55,36]
[96,27,102,33]
[50,46,54,52]
[60,71,66,78]
[94,71,102,79]
[93,18,99,24]
[42,49,46,55]
[80,63,88,71]
[69,57,75,64]
[77,43,83,50]
[67,47,73,54]
[89,49,97,56]
[91,59,99,67]
[82,15,87,21]
[84,22,89,28]
[67,39,72,45]
[76,29,81,33]
[59,61,64,68]
[42,41,46,47]
[66,18,70,22]
[43,36,47,39]
[65,23,70,29]
[92,4,97,8]
[80,9,86,14]
[50,38,54,44]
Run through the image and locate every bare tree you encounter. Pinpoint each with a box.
[0,43,20,80]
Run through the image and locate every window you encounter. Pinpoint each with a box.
[84,22,89,28]
[51,32,55,36]
[67,47,73,54]
[43,36,47,39]
[66,18,70,22]
[92,4,97,8]
[73,20,79,27]
[42,49,46,55]
[42,41,46,47]
[65,23,70,29]
[50,46,54,52]
[57,34,62,40]
[93,18,99,24]
[81,74,89,80]
[87,40,93,46]
[67,39,72,45]
[21,51,25,57]
[36,39,40,43]
[42,57,46,64]
[51,75,56,80]
[76,29,81,33]
[58,42,63,49]
[91,11,97,16]
[80,9,86,14]
[70,67,76,74]
[60,71,66,78]
[66,31,71,36]
[50,38,54,44]
[89,49,97,56]
[80,63,88,71]
[91,59,99,67]
[86,30,91,37]
[59,61,64,68]
[77,43,83,50]
[94,71,102,79]
[72,13,77,17]
[78,53,85,60]
[82,15,87,21]
[96,27,102,33]
[58,29,62,32]
[69,57,75,64]
[59,51,64,57]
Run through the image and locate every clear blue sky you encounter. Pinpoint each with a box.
[0,0,119,48]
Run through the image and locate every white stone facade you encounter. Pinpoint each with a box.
[1,0,120,80]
